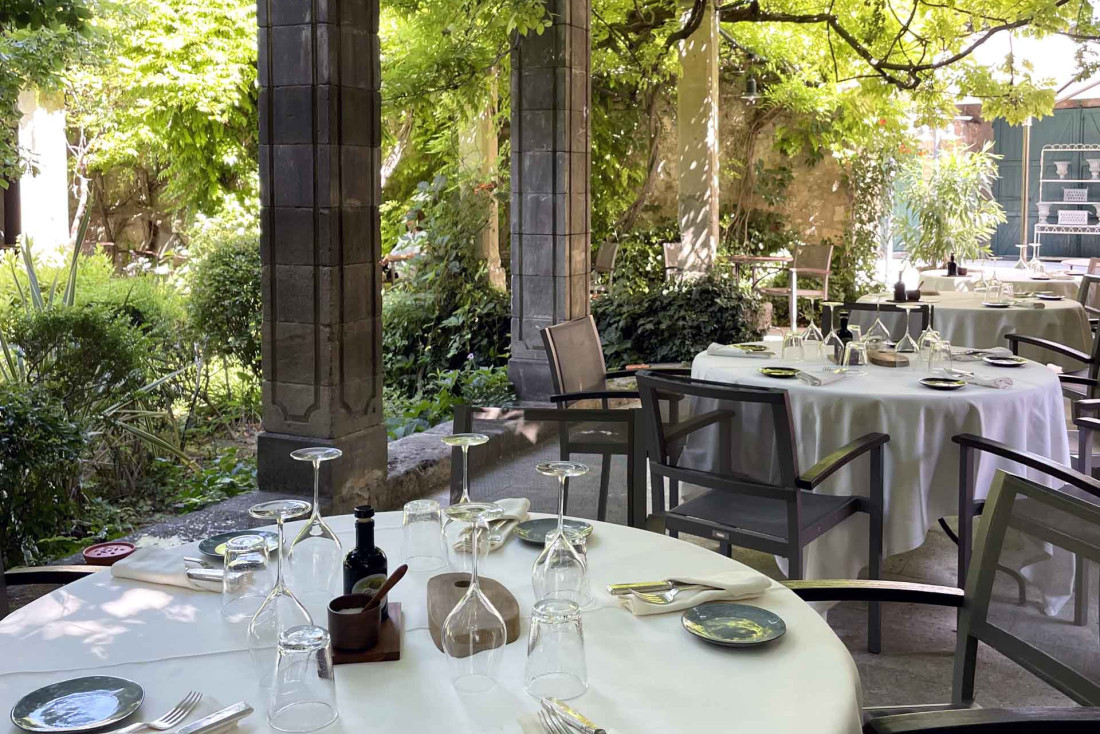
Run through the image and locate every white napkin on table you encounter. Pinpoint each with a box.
[706,343,774,358]
[616,570,772,616]
[454,497,530,553]
[796,371,844,387]
[969,374,1014,390]
[111,547,220,592]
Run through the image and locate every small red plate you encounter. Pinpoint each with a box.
[83,541,137,566]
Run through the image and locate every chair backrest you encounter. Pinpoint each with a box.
[955,469,1100,706]
[540,316,609,395]
[1076,273,1100,320]
[793,244,834,272]
[821,302,932,339]
[1087,258,1100,275]
[593,240,617,276]
[636,371,801,512]
[451,404,642,525]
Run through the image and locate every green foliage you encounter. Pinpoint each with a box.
[187,230,262,376]
[596,224,678,297]
[384,365,515,439]
[593,273,764,366]
[0,381,85,565]
[894,144,1007,267]
[383,176,510,394]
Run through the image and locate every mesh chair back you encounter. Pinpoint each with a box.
[793,244,834,272]
[451,405,640,525]
[956,471,1100,706]
[593,240,617,276]
[636,371,800,500]
[541,316,609,395]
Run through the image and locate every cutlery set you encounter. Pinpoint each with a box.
[106,696,252,734]
[538,698,606,734]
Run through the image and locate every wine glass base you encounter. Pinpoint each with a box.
[269,702,339,733]
[451,673,498,694]
[524,672,588,701]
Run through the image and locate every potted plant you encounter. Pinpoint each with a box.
[893,143,1006,270]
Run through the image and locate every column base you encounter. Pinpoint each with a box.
[257,426,387,512]
[508,356,554,401]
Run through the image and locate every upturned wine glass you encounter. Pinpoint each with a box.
[865,293,891,344]
[441,433,490,503]
[441,433,491,573]
[892,304,919,359]
[248,499,313,690]
[532,462,590,604]
[288,448,343,619]
[441,501,507,693]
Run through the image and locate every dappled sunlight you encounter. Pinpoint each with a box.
[0,589,85,637]
[101,588,175,618]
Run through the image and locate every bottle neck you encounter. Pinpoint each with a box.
[355,518,375,551]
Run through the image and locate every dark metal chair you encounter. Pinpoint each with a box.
[635,370,887,652]
[785,468,1100,732]
[451,405,646,526]
[1,557,102,619]
[540,316,687,523]
[823,301,933,341]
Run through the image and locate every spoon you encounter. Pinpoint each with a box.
[365,564,408,610]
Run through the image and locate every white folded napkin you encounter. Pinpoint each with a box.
[111,547,220,592]
[969,374,1014,390]
[616,570,773,616]
[795,371,844,387]
[951,346,1012,361]
[454,497,531,553]
[706,343,774,358]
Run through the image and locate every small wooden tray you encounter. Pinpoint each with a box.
[869,351,909,368]
[427,574,520,655]
[332,603,402,665]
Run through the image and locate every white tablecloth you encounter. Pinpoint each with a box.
[0,514,863,734]
[921,268,1081,299]
[853,292,1092,370]
[689,350,1073,612]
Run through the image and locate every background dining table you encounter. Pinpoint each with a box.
[920,268,1081,299]
[0,513,864,734]
[852,291,1092,370]
[688,349,1074,614]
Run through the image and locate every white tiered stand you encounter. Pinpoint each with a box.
[1033,143,1100,252]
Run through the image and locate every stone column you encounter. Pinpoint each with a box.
[508,0,591,399]
[676,0,720,274]
[256,0,386,509]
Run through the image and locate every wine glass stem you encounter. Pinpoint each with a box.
[461,445,471,503]
[311,460,321,519]
[557,476,566,536]
[275,517,285,589]
[470,517,481,588]
[904,309,911,338]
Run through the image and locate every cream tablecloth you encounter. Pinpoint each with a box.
[853,292,1092,370]
[921,268,1081,299]
[0,514,863,734]
[688,350,1074,613]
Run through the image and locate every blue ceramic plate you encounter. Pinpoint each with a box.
[515,518,593,545]
[11,676,143,732]
[681,602,786,648]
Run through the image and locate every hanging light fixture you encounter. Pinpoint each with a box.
[741,76,760,104]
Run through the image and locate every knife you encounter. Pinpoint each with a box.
[606,580,674,596]
[543,698,606,734]
[175,702,253,734]
[185,568,225,584]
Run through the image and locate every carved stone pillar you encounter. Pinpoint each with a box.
[508,0,591,399]
[256,0,386,508]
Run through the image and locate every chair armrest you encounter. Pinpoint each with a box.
[790,267,830,276]
[611,364,690,378]
[796,432,890,489]
[782,579,963,606]
[865,706,1100,733]
[1005,333,1091,363]
[551,390,640,403]
[5,565,104,585]
[1061,375,1100,388]
[1072,398,1100,418]
[953,433,1100,497]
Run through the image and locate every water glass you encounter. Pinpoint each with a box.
[838,340,868,374]
[524,599,588,700]
[928,340,953,373]
[782,332,804,362]
[222,534,272,622]
[402,499,446,572]
[269,625,338,733]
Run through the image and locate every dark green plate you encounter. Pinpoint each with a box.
[681,602,786,648]
[758,367,800,379]
[920,377,966,391]
[983,355,1027,368]
[514,518,593,545]
[11,676,144,733]
[734,343,770,353]
[198,529,280,560]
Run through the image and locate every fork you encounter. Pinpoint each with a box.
[109,691,203,733]
[628,586,706,605]
[537,708,572,734]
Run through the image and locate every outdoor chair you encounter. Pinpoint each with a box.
[590,239,618,297]
[636,370,887,652]
[540,316,688,524]
[662,241,683,281]
[759,243,834,331]
[783,468,1100,732]
[1,558,102,619]
[451,405,646,526]
[822,302,933,341]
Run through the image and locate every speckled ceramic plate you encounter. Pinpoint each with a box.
[1036,293,1064,301]
[11,676,143,733]
[734,343,770,352]
[981,301,1011,309]
[198,529,279,560]
[681,602,786,648]
[983,355,1028,368]
[758,367,800,379]
[514,518,593,545]
[920,376,967,391]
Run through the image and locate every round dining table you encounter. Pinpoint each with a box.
[920,267,1081,299]
[0,513,864,734]
[852,291,1092,370]
[688,349,1074,613]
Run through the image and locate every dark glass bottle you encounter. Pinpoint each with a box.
[344,505,388,619]
[893,275,907,303]
[947,253,958,276]
[836,311,853,364]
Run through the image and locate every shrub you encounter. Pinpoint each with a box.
[0,382,85,565]
[593,224,676,297]
[383,364,515,440]
[593,273,764,366]
[187,232,262,376]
